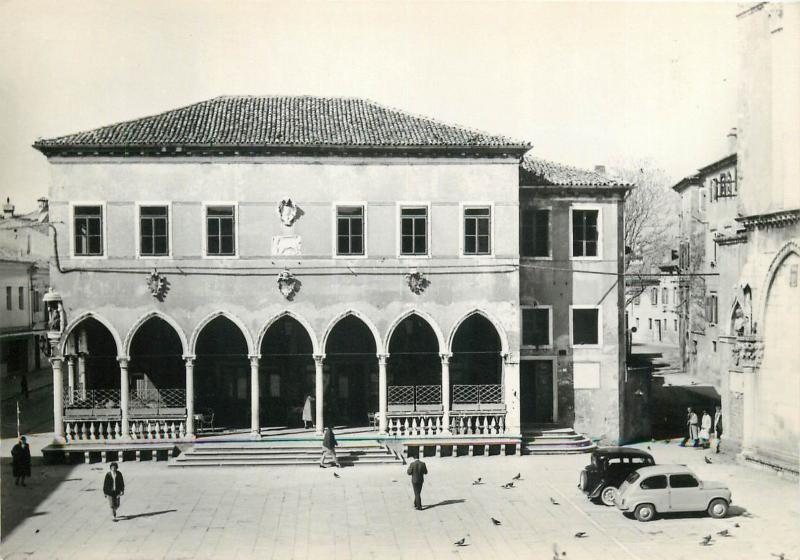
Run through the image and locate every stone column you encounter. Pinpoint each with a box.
[249,354,260,437]
[66,355,76,404]
[503,352,521,436]
[440,352,452,434]
[377,353,389,434]
[51,355,65,443]
[741,366,757,456]
[314,354,325,435]
[183,354,196,439]
[78,329,87,398]
[118,356,130,439]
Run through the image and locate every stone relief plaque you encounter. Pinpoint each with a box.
[271,235,302,256]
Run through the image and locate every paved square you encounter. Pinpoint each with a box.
[2,439,798,560]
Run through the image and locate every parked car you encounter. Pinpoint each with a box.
[616,464,732,522]
[578,447,655,506]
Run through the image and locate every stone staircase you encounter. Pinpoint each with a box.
[522,427,596,455]
[169,440,404,467]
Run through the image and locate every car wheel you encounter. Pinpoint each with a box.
[634,503,656,522]
[579,471,588,491]
[707,498,729,519]
[600,486,617,507]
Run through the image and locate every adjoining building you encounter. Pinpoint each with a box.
[0,198,50,379]
[625,257,681,347]
[672,2,800,475]
[32,95,631,456]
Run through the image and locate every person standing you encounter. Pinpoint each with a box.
[20,374,29,400]
[712,405,723,453]
[319,426,341,468]
[682,407,699,447]
[700,410,712,448]
[103,462,125,520]
[302,395,314,429]
[11,436,31,486]
[407,455,428,511]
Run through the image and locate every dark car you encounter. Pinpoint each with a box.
[578,447,655,506]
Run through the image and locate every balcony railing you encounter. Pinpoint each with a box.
[63,388,186,418]
[387,385,442,412]
[452,384,503,411]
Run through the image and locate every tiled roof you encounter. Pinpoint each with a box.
[519,152,627,187]
[33,96,530,154]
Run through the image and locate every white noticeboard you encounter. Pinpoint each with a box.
[574,362,601,389]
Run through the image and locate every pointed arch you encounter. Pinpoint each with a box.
[123,311,189,357]
[756,240,800,328]
[256,310,320,355]
[384,309,445,353]
[322,309,384,354]
[447,309,509,355]
[189,310,255,355]
[60,311,123,357]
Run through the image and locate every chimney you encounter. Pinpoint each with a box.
[2,197,14,219]
[727,127,738,155]
[594,165,606,174]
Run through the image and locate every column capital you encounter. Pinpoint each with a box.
[439,352,452,363]
[313,353,326,365]
[377,353,390,364]
[503,352,519,365]
[248,354,261,366]
[182,354,196,364]
[49,356,63,367]
[117,355,130,366]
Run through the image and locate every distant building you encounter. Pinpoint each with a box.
[625,258,681,347]
[0,197,50,378]
[673,2,800,475]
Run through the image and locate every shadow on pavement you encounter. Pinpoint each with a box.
[423,499,466,510]
[118,509,177,521]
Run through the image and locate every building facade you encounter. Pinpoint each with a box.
[0,198,50,378]
[626,261,681,347]
[34,95,630,447]
[673,3,800,474]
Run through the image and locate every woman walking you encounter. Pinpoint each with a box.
[302,395,314,429]
[319,426,341,468]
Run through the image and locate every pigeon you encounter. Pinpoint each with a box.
[454,537,468,547]
[472,477,483,485]
[391,479,397,483]
[512,473,522,480]
[574,532,587,538]
[700,535,713,546]
[716,529,732,537]
[771,554,786,560]
[35,529,40,534]
[705,456,712,464]
[333,472,340,478]
[734,523,741,528]
[491,517,502,526]
[502,482,515,489]
[550,497,560,505]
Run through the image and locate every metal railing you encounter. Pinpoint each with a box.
[388,385,442,411]
[64,388,120,410]
[130,388,186,410]
[63,387,186,416]
[452,384,502,405]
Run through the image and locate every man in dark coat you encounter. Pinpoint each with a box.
[319,427,341,468]
[11,436,31,486]
[407,455,428,510]
[103,462,125,520]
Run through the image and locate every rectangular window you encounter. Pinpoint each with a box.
[669,474,699,488]
[139,206,169,256]
[662,287,668,305]
[336,206,365,256]
[522,308,550,346]
[74,205,103,256]
[572,209,598,257]
[633,295,641,306]
[18,287,24,310]
[635,318,640,328]
[521,209,550,257]
[707,293,719,324]
[674,319,678,331]
[649,318,653,330]
[650,288,658,305]
[679,242,691,269]
[400,207,428,256]
[6,286,11,310]
[572,307,600,346]
[206,206,236,256]
[33,289,40,313]
[463,207,491,255]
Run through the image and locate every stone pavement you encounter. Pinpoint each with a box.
[1,440,798,560]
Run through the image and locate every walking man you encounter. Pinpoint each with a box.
[319,426,341,468]
[712,405,723,453]
[407,455,428,511]
[681,407,699,447]
[103,462,125,520]
[11,436,31,486]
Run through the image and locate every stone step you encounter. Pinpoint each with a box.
[521,428,595,455]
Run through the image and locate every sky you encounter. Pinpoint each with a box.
[0,0,740,212]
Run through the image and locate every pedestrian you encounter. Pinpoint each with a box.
[103,462,125,520]
[20,374,29,400]
[302,394,314,429]
[11,436,32,486]
[319,426,341,468]
[681,407,699,447]
[407,454,428,511]
[700,410,712,448]
[712,405,723,453]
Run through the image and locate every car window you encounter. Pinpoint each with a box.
[645,458,655,465]
[640,475,667,490]
[625,471,640,484]
[669,474,700,488]
[608,458,623,466]
[630,457,646,465]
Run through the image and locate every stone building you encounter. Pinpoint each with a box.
[33,95,631,452]
[625,259,681,347]
[0,198,50,378]
[672,2,799,474]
